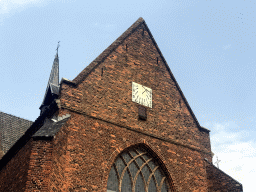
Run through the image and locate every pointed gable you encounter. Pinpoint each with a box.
[72,18,145,84]
[60,17,209,154]
[0,18,243,192]
[71,18,201,129]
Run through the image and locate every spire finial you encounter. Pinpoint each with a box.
[56,41,60,55]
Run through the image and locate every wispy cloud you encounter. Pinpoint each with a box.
[210,121,256,191]
[0,0,43,14]
[0,0,49,25]
[222,44,232,50]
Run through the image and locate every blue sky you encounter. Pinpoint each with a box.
[0,0,255,191]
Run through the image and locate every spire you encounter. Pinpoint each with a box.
[48,50,59,87]
[39,42,60,114]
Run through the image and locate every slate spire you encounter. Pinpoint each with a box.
[48,52,59,86]
[39,43,60,114]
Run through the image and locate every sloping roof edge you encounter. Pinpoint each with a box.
[0,111,33,124]
[33,114,71,139]
[200,126,211,133]
[70,17,203,131]
[72,17,145,84]
[0,100,59,171]
[204,158,243,186]
[141,19,204,131]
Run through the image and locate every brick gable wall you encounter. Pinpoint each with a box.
[0,18,242,192]
[57,21,212,191]
[60,22,211,158]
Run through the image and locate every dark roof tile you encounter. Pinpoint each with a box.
[0,111,33,154]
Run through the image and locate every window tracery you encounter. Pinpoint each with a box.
[107,147,171,192]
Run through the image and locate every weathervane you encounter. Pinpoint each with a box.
[56,41,60,54]
[214,156,221,168]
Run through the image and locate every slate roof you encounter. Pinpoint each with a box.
[33,114,71,139]
[0,111,33,154]
[0,101,63,171]
[49,83,60,95]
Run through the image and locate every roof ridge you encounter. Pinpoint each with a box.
[72,17,145,85]
[0,111,33,123]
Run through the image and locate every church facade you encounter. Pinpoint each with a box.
[0,18,243,191]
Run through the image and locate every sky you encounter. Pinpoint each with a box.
[0,0,255,191]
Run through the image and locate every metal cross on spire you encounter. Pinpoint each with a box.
[56,41,60,55]
[214,156,221,168]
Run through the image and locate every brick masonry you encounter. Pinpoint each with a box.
[47,110,209,191]
[0,139,33,191]
[56,19,212,191]
[205,160,243,191]
[0,18,242,191]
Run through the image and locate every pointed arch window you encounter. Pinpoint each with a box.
[107,147,172,192]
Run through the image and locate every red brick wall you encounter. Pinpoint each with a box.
[0,139,33,191]
[51,110,208,191]
[206,161,243,192]
[49,117,69,191]
[25,139,53,191]
[58,22,212,191]
[60,23,211,155]
[200,130,212,163]
[0,138,54,192]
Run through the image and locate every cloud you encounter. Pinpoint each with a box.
[0,0,50,25]
[222,44,232,50]
[210,121,256,191]
[0,0,43,15]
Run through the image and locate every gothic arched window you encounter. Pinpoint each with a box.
[107,146,171,192]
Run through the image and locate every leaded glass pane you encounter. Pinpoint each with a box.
[121,170,132,192]
[154,168,163,186]
[129,160,139,178]
[130,150,137,157]
[115,157,125,177]
[141,164,151,182]
[148,177,157,192]
[148,160,155,170]
[107,166,119,191]
[135,173,145,192]
[135,156,144,167]
[142,154,150,161]
[161,180,169,192]
[122,152,132,164]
